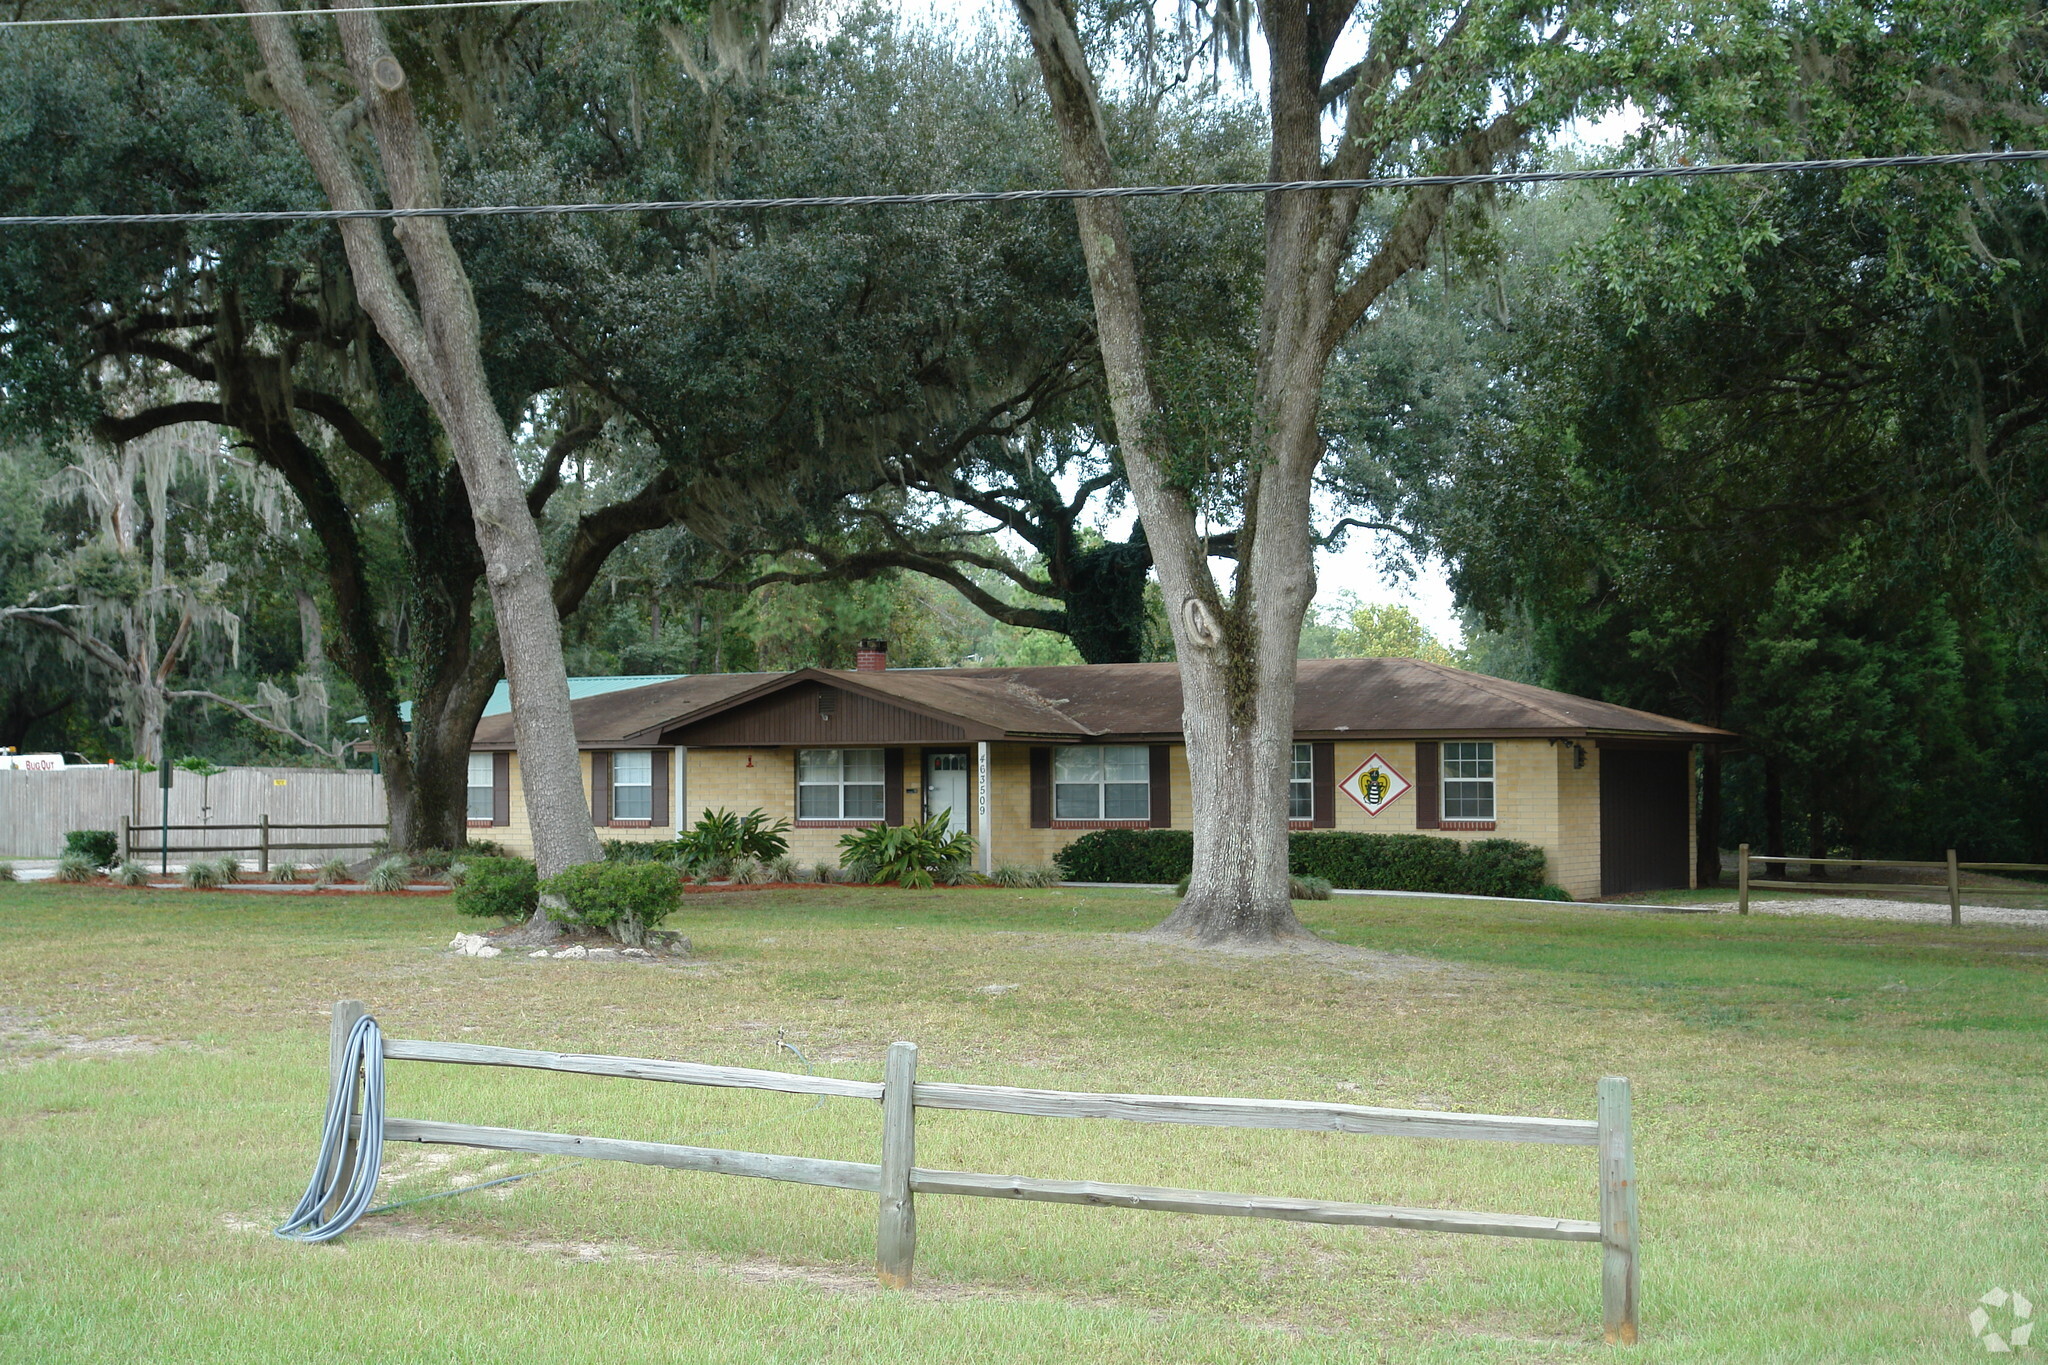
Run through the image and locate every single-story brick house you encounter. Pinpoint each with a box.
[467,643,1730,899]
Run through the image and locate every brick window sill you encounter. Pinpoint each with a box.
[467,819,497,829]
[1288,820,1315,830]
[1050,819,1153,830]
[1441,820,1497,831]
[797,819,884,829]
[607,820,652,829]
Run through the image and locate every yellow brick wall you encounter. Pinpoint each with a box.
[476,748,684,860]
[476,735,1637,898]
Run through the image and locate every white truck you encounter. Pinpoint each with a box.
[0,750,99,771]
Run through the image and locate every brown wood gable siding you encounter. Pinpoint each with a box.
[667,681,969,747]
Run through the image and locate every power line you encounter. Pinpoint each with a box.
[3,149,2044,228]
[0,0,589,27]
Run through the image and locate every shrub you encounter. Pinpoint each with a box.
[366,857,411,892]
[811,862,838,884]
[0,862,14,882]
[270,862,304,884]
[541,861,682,946]
[410,847,455,873]
[63,830,120,869]
[729,857,773,886]
[313,857,352,886]
[445,860,470,887]
[837,817,976,890]
[991,865,1061,888]
[1290,875,1334,901]
[114,860,151,887]
[183,860,224,889]
[766,855,800,883]
[452,856,537,921]
[213,855,242,882]
[672,808,791,872]
[1063,829,1553,899]
[56,852,99,882]
[601,839,673,864]
[1053,829,1193,885]
[464,838,507,858]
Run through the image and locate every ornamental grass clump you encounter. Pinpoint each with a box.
[766,855,800,883]
[313,858,352,887]
[0,862,14,882]
[269,862,304,884]
[991,865,1061,888]
[55,853,98,883]
[366,857,411,893]
[114,860,151,887]
[183,860,224,889]
[213,855,242,883]
[540,861,682,947]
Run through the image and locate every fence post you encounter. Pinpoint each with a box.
[1947,849,1961,928]
[1598,1076,1640,1345]
[326,1000,368,1221]
[877,1040,919,1288]
[119,815,130,864]
[259,815,271,876]
[1736,843,1750,916]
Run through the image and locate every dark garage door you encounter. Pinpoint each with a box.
[1600,748,1691,895]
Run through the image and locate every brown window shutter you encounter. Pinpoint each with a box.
[1414,741,1440,829]
[591,751,611,826]
[651,749,670,827]
[1029,747,1052,828]
[1311,741,1336,828]
[491,751,511,827]
[1148,745,1172,827]
[884,748,905,825]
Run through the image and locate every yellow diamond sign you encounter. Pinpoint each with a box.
[1340,753,1411,816]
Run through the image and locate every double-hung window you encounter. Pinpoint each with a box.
[466,753,495,822]
[1054,745,1150,821]
[798,748,886,821]
[1288,743,1314,820]
[611,750,653,821]
[1442,741,1495,821]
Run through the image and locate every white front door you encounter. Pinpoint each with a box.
[924,752,971,833]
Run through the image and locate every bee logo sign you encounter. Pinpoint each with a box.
[1340,753,1411,816]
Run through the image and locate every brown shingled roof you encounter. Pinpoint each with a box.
[469,657,1731,749]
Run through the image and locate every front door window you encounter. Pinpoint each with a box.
[925,752,970,833]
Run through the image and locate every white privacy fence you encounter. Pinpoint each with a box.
[0,766,385,859]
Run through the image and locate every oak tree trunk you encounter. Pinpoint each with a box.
[246,0,601,881]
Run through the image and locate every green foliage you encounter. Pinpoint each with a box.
[540,861,683,946]
[313,858,352,887]
[766,855,800,883]
[991,864,1062,888]
[671,809,790,873]
[366,858,411,893]
[463,840,507,859]
[213,856,241,882]
[269,862,303,884]
[63,830,119,869]
[409,848,455,874]
[601,839,674,864]
[182,861,223,889]
[837,817,976,890]
[1059,830,1554,899]
[1297,597,1461,666]
[452,857,538,921]
[0,862,13,882]
[113,860,150,887]
[55,853,98,883]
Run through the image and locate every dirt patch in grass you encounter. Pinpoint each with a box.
[0,1007,185,1068]
[1115,928,1474,981]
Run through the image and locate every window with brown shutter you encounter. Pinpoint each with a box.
[1414,741,1440,829]
[1311,741,1336,828]
[1029,748,1052,828]
[590,751,611,826]
[884,748,905,826]
[1148,745,1172,827]
[491,751,510,827]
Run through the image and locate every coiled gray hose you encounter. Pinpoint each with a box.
[275,1013,385,1242]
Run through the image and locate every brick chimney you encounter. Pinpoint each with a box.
[855,638,889,672]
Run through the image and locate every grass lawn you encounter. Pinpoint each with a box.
[2,882,2043,1363]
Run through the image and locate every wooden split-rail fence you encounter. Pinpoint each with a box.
[122,817,389,872]
[323,1001,1643,1344]
[1736,845,2048,925]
